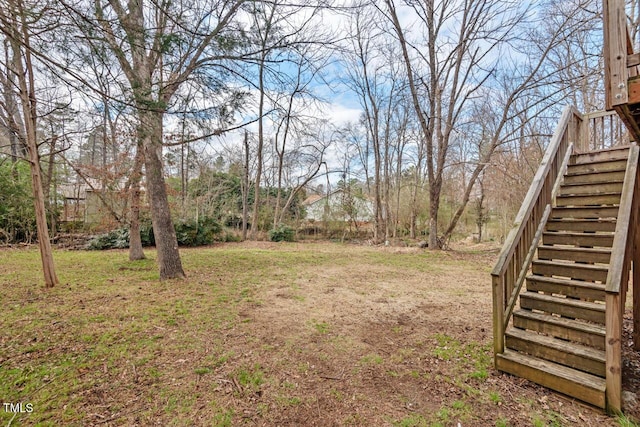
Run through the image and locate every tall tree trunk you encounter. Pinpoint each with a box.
[129,142,145,261]
[4,0,58,287]
[251,51,266,239]
[428,202,439,248]
[140,110,184,279]
[241,131,250,240]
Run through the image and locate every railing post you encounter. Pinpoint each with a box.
[580,113,590,153]
[492,273,505,360]
[603,0,629,110]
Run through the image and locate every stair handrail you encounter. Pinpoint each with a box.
[604,145,639,412]
[491,106,582,358]
[606,145,639,294]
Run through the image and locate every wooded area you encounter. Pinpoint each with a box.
[0,0,612,281]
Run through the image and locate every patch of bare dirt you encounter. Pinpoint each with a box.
[212,242,622,426]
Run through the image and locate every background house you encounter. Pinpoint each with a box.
[303,189,374,223]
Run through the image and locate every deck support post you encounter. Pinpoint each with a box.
[634,250,640,350]
[634,170,640,350]
[605,292,623,413]
[603,0,628,110]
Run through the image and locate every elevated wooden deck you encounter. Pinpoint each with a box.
[604,0,640,141]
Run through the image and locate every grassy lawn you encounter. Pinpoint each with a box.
[0,242,626,426]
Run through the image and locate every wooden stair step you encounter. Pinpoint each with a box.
[531,259,608,282]
[520,291,605,324]
[558,181,624,196]
[513,309,605,349]
[545,219,616,233]
[495,349,605,408]
[570,146,630,164]
[505,327,605,377]
[550,206,619,219]
[563,170,626,185]
[555,192,621,207]
[537,245,611,264]
[526,275,606,301]
[542,231,614,248]
[566,158,627,175]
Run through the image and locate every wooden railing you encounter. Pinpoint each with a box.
[491,106,583,358]
[581,110,631,150]
[605,145,639,413]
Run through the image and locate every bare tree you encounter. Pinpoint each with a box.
[0,0,58,287]
[59,0,249,278]
[383,0,595,248]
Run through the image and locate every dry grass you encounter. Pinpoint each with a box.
[0,242,626,426]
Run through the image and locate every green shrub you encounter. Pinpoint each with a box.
[268,224,295,242]
[87,217,222,249]
[174,217,221,246]
[87,228,130,250]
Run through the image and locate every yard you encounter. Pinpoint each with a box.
[0,242,636,426]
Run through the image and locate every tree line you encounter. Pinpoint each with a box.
[0,0,607,284]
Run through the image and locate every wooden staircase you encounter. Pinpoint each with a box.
[491,105,640,413]
[491,1,640,413]
[496,146,630,409]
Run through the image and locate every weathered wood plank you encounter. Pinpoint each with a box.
[571,147,630,164]
[635,177,640,349]
[563,170,625,186]
[605,292,622,413]
[567,159,627,175]
[537,245,612,264]
[492,275,505,358]
[542,232,614,248]
[505,328,605,377]
[545,219,617,233]
[551,206,619,219]
[513,309,605,349]
[531,260,608,282]
[526,275,606,301]
[496,350,605,408]
[520,292,605,324]
[558,182,624,196]
[606,145,639,293]
[556,193,621,207]
[603,0,629,110]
